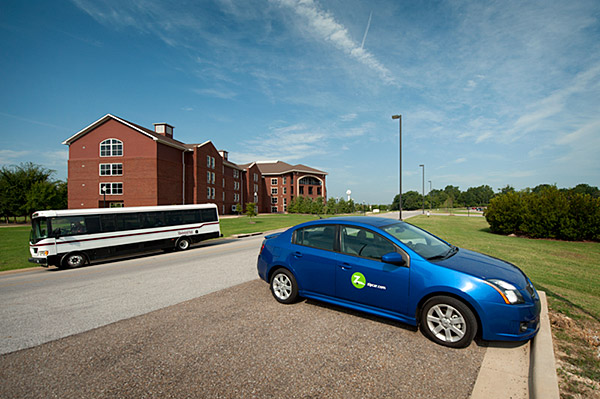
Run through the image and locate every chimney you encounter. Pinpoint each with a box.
[153,123,174,138]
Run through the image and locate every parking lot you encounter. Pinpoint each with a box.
[0,279,485,398]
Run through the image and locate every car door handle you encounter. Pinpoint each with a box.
[294,251,303,258]
[338,263,352,270]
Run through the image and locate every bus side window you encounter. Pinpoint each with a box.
[201,208,217,222]
[85,216,101,234]
[100,214,116,232]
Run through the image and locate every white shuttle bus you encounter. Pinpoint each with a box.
[29,204,220,268]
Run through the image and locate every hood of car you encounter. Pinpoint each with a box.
[432,248,528,288]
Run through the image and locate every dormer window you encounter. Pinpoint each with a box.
[100,139,123,157]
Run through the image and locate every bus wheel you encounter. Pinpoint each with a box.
[61,252,86,269]
[176,237,191,251]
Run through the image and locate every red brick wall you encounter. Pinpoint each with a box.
[67,119,158,208]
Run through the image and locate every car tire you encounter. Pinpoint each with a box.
[270,269,299,304]
[60,252,86,269]
[176,237,191,251]
[420,296,477,348]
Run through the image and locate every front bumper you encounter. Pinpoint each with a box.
[28,257,49,267]
[480,296,541,341]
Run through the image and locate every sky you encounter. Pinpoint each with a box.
[1,0,599,204]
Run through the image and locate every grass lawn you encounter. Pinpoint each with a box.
[220,214,323,237]
[0,226,32,271]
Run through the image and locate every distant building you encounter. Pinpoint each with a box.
[63,114,327,214]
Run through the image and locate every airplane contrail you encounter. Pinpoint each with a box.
[361,10,373,49]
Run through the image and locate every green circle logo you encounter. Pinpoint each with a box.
[351,272,366,289]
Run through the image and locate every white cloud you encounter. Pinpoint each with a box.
[193,88,238,99]
[272,0,397,86]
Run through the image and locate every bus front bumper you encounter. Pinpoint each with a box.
[28,257,49,267]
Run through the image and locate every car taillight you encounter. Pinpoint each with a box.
[259,242,265,255]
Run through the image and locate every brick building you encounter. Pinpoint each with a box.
[63,114,327,214]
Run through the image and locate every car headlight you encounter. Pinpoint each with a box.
[485,279,525,304]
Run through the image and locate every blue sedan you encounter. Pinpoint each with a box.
[257,216,540,348]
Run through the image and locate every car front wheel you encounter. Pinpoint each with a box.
[270,269,299,304]
[420,296,477,348]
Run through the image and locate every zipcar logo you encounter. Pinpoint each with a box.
[351,272,387,291]
[351,272,366,289]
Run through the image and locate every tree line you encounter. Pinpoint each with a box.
[390,183,599,211]
[0,162,67,223]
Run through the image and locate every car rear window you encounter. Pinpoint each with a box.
[293,225,336,251]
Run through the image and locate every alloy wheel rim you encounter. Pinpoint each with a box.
[273,274,292,300]
[426,304,466,343]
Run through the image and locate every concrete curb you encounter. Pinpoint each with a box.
[530,291,560,399]
[470,291,559,398]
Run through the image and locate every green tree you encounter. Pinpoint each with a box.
[0,162,61,222]
[401,191,423,210]
[245,202,257,218]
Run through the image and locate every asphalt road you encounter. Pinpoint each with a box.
[0,235,264,355]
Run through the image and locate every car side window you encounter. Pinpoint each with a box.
[340,226,397,261]
[293,225,336,251]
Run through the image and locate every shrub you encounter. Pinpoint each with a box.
[485,186,600,241]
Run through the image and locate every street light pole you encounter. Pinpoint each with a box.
[392,115,402,221]
[419,164,425,214]
[428,180,432,212]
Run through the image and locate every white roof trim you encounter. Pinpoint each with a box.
[62,114,159,145]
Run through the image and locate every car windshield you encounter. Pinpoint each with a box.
[381,221,453,260]
[30,217,49,244]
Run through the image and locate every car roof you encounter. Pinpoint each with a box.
[303,216,401,228]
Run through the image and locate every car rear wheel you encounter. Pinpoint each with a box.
[420,296,477,348]
[270,269,299,304]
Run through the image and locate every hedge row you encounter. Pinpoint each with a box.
[484,187,600,241]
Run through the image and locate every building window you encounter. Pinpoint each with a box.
[317,187,322,195]
[212,172,215,184]
[271,197,278,204]
[309,187,313,195]
[211,157,215,169]
[283,177,287,185]
[254,173,258,182]
[291,186,294,194]
[299,176,321,185]
[283,198,287,205]
[100,139,123,157]
[99,182,123,195]
[254,184,258,193]
[207,171,211,183]
[271,187,278,195]
[99,163,123,176]
[212,187,215,199]
[299,186,304,195]
[271,206,278,213]
[283,187,287,195]
[233,170,239,178]
[207,187,211,199]
[271,178,277,185]
[207,155,211,168]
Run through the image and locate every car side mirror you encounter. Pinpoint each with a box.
[382,252,406,266]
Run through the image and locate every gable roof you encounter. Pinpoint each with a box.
[62,114,191,151]
[251,160,327,176]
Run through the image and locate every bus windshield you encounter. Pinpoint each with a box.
[30,218,49,244]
